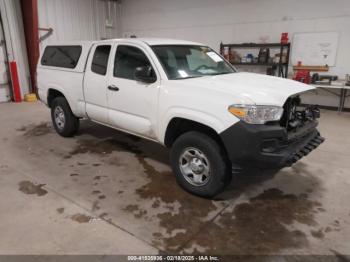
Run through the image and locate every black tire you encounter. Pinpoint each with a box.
[170,131,231,198]
[51,97,79,137]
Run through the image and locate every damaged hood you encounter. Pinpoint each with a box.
[184,72,315,106]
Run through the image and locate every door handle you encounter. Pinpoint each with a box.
[108,85,119,91]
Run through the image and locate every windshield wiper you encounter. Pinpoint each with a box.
[173,76,203,80]
[208,72,233,76]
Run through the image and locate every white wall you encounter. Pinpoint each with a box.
[38,0,121,46]
[121,0,350,76]
[120,0,350,108]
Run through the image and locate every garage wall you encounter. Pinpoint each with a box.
[38,0,121,46]
[120,0,350,108]
[0,0,31,99]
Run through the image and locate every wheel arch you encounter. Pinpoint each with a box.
[163,117,227,153]
[161,107,229,143]
[47,88,66,108]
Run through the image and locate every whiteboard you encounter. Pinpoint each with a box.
[291,32,339,66]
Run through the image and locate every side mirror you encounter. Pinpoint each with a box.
[134,66,157,84]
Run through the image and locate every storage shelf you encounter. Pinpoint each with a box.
[222,43,291,48]
[220,42,291,78]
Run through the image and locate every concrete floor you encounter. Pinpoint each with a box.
[0,101,350,256]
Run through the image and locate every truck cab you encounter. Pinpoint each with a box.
[37,38,324,198]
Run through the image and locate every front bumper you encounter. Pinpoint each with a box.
[220,120,325,169]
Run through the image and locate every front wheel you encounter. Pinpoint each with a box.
[51,97,79,137]
[170,131,231,198]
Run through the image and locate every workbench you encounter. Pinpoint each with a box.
[311,82,350,112]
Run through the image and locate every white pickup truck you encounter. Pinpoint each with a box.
[37,38,324,197]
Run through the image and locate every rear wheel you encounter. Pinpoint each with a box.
[170,131,231,198]
[51,97,79,137]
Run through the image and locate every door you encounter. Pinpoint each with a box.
[107,44,160,139]
[0,19,10,102]
[83,44,112,123]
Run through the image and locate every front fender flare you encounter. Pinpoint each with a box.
[159,107,237,144]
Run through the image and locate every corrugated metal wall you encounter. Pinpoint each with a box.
[0,0,121,100]
[0,0,31,99]
[38,0,121,47]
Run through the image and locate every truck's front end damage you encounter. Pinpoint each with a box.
[279,96,325,165]
[220,94,325,169]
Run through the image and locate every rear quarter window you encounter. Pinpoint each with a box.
[41,46,82,69]
[91,45,111,75]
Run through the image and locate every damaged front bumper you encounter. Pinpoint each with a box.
[220,120,325,169]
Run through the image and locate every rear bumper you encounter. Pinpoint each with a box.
[220,121,325,169]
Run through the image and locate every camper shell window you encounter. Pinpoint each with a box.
[41,46,82,69]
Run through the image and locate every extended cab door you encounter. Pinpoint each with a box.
[83,43,112,123]
[106,44,160,139]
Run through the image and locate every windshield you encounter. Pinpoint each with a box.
[152,45,236,80]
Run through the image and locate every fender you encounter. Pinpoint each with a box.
[46,85,85,118]
[159,106,240,144]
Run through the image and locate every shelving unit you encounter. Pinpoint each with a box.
[220,42,291,78]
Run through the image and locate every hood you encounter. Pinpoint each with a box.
[181,72,315,106]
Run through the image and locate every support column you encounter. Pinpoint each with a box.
[20,0,39,93]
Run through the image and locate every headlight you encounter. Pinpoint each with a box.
[228,105,283,124]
